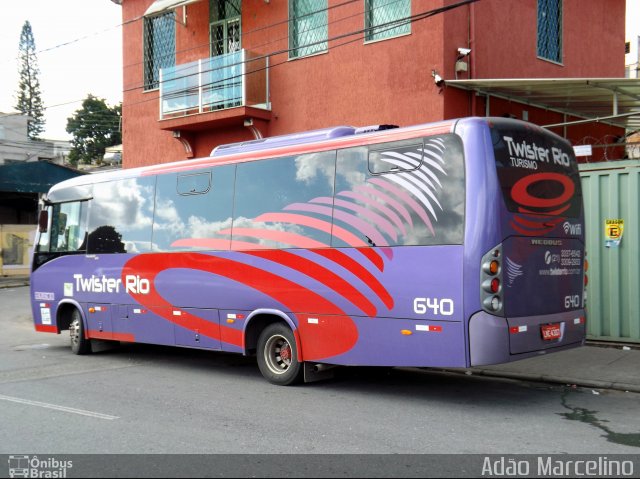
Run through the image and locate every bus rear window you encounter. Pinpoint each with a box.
[490,121,582,218]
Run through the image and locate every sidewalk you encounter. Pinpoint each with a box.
[2,276,639,393]
[0,275,29,289]
[463,343,640,393]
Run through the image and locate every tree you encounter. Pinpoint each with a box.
[66,95,122,166]
[15,21,45,140]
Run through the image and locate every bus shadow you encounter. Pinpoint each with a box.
[90,341,559,407]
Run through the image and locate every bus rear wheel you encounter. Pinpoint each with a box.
[69,308,91,355]
[257,323,303,386]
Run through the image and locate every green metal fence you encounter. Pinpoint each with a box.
[580,160,640,343]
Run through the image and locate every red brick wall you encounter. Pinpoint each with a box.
[119,0,625,168]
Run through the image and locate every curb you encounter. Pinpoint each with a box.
[0,280,29,289]
[403,367,640,394]
[457,368,640,394]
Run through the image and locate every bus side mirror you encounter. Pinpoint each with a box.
[38,209,49,233]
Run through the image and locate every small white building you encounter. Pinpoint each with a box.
[0,112,54,165]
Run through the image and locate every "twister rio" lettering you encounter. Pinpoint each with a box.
[73,274,150,294]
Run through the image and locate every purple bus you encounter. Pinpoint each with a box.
[30,117,586,385]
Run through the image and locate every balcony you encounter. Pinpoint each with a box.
[158,50,271,131]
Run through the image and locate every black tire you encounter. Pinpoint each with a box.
[256,323,303,386]
[69,308,91,355]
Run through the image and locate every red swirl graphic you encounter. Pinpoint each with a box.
[510,172,575,236]
[122,252,359,361]
[510,172,575,209]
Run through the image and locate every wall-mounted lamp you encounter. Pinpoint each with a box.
[432,70,445,87]
[455,48,471,78]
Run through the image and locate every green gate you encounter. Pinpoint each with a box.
[580,161,640,343]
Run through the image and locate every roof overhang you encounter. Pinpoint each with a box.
[0,161,85,194]
[144,0,202,16]
[447,78,640,131]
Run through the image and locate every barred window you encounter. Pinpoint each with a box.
[144,12,176,91]
[365,0,411,42]
[289,0,328,59]
[537,0,562,63]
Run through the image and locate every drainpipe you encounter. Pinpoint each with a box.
[469,2,476,116]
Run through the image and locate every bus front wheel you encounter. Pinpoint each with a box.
[257,323,303,386]
[69,309,91,355]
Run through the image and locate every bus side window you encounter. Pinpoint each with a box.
[152,167,234,252]
[232,152,336,249]
[336,135,465,247]
[88,178,156,254]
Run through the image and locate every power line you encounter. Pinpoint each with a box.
[10,1,472,132]
[123,0,367,82]
[125,0,418,91]
[133,0,466,95]
[12,0,403,117]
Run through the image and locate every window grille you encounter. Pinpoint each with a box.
[210,0,241,56]
[537,0,562,63]
[144,12,176,90]
[365,0,411,42]
[289,0,328,59]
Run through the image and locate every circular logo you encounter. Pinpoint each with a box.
[511,172,575,211]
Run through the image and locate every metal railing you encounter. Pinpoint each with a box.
[159,49,269,119]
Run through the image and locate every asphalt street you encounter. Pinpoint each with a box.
[1,286,639,461]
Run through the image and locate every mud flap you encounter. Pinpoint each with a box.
[303,362,336,383]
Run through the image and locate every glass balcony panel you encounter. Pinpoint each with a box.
[160,60,200,118]
[159,49,269,119]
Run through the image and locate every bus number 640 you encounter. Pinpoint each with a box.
[413,298,454,316]
[564,295,581,309]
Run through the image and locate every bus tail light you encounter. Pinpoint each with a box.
[481,244,504,316]
[481,278,501,294]
[483,295,502,312]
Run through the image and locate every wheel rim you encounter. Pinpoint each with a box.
[264,334,293,375]
[70,317,81,347]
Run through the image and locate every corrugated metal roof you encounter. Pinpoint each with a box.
[0,161,85,194]
[447,78,640,131]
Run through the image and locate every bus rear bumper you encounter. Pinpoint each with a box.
[469,310,586,366]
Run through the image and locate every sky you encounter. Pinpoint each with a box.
[626,0,640,64]
[0,1,123,140]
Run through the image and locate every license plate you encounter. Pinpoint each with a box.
[541,323,561,341]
